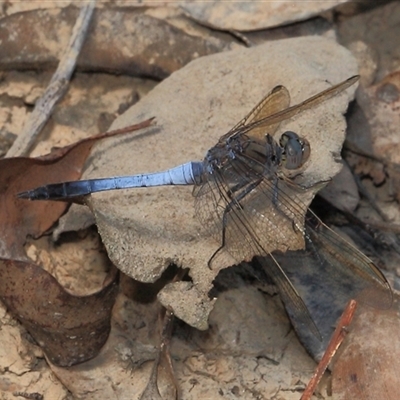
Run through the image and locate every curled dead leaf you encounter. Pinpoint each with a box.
[0,260,118,367]
[0,119,153,366]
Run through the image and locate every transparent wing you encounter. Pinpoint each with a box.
[194,139,391,336]
[194,145,318,335]
[224,75,359,141]
[302,212,392,308]
[221,85,290,142]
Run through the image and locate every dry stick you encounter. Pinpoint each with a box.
[300,299,357,400]
[6,0,96,158]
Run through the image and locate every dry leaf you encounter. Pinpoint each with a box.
[0,119,153,366]
[332,300,400,400]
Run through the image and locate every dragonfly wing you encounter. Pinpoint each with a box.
[193,147,320,335]
[255,255,321,338]
[303,211,392,309]
[267,212,393,340]
[193,177,225,245]
[240,75,359,136]
[220,85,290,143]
[229,153,392,310]
[194,139,308,259]
[194,133,391,336]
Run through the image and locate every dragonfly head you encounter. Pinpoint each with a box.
[279,131,310,170]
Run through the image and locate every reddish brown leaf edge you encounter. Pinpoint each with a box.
[0,118,154,366]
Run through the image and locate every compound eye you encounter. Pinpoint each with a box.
[280,131,310,170]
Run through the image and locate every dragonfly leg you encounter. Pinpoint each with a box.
[270,176,307,237]
[207,178,263,269]
[271,176,279,206]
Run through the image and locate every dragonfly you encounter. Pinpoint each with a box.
[18,75,392,337]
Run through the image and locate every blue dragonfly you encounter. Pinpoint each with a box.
[18,76,392,337]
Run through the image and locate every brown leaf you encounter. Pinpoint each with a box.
[0,119,153,260]
[332,300,400,400]
[0,260,118,367]
[0,118,153,366]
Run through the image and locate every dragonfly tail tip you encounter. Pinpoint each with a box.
[17,191,32,200]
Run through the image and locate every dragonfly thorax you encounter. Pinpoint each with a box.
[203,134,285,178]
[204,135,245,172]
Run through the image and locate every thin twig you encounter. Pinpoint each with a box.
[6,0,97,158]
[300,299,357,400]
